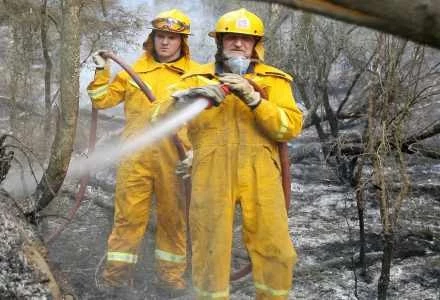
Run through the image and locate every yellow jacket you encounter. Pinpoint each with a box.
[157,62,303,161]
[87,53,199,144]
[153,62,303,299]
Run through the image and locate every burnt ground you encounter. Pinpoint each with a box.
[1,121,439,299]
[36,127,440,300]
[0,194,50,299]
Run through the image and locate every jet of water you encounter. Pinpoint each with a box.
[69,98,209,178]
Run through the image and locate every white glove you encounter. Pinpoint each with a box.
[175,150,193,179]
[218,73,261,107]
[92,50,109,69]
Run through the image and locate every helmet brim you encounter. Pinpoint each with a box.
[148,27,193,36]
[208,31,265,41]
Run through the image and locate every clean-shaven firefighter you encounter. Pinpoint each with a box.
[87,9,198,297]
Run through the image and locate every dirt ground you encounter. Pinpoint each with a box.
[40,137,440,299]
[2,117,439,299]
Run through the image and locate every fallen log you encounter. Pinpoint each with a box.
[0,189,75,299]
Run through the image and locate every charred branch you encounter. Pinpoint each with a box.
[402,122,440,153]
[252,0,440,49]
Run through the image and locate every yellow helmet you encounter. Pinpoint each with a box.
[143,9,191,57]
[209,8,264,38]
[151,9,191,35]
[209,8,265,61]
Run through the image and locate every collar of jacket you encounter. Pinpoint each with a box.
[181,62,292,82]
[181,63,216,80]
[131,52,188,75]
[253,63,293,82]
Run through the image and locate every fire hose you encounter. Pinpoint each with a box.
[45,108,98,244]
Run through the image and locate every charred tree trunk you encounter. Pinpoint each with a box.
[321,84,338,138]
[40,0,53,148]
[353,148,368,276]
[8,27,21,132]
[353,42,383,277]
[378,232,394,300]
[34,0,81,212]
[356,196,366,274]
[369,36,410,300]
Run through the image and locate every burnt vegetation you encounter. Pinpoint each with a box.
[0,0,439,299]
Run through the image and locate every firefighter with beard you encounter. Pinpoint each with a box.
[151,8,303,299]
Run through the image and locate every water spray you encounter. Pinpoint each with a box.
[69,98,209,177]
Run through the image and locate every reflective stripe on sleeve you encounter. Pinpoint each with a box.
[151,104,161,122]
[128,79,152,91]
[107,251,138,264]
[276,107,289,139]
[87,84,109,100]
[197,76,219,85]
[194,286,229,298]
[255,282,289,296]
[155,249,186,263]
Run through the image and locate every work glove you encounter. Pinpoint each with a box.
[175,150,193,179]
[218,73,261,107]
[171,89,192,109]
[92,50,109,69]
[172,85,228,109]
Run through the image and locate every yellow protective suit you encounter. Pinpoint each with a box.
[87,52,198,289]
[155,62,303,299]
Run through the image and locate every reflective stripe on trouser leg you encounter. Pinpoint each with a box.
[102,252,138,287]
[255,282,290,299]
[194,287,230,299]
[155,249,186,263]
[108,252,138,263]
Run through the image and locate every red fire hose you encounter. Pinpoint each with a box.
[45,108,98,244]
